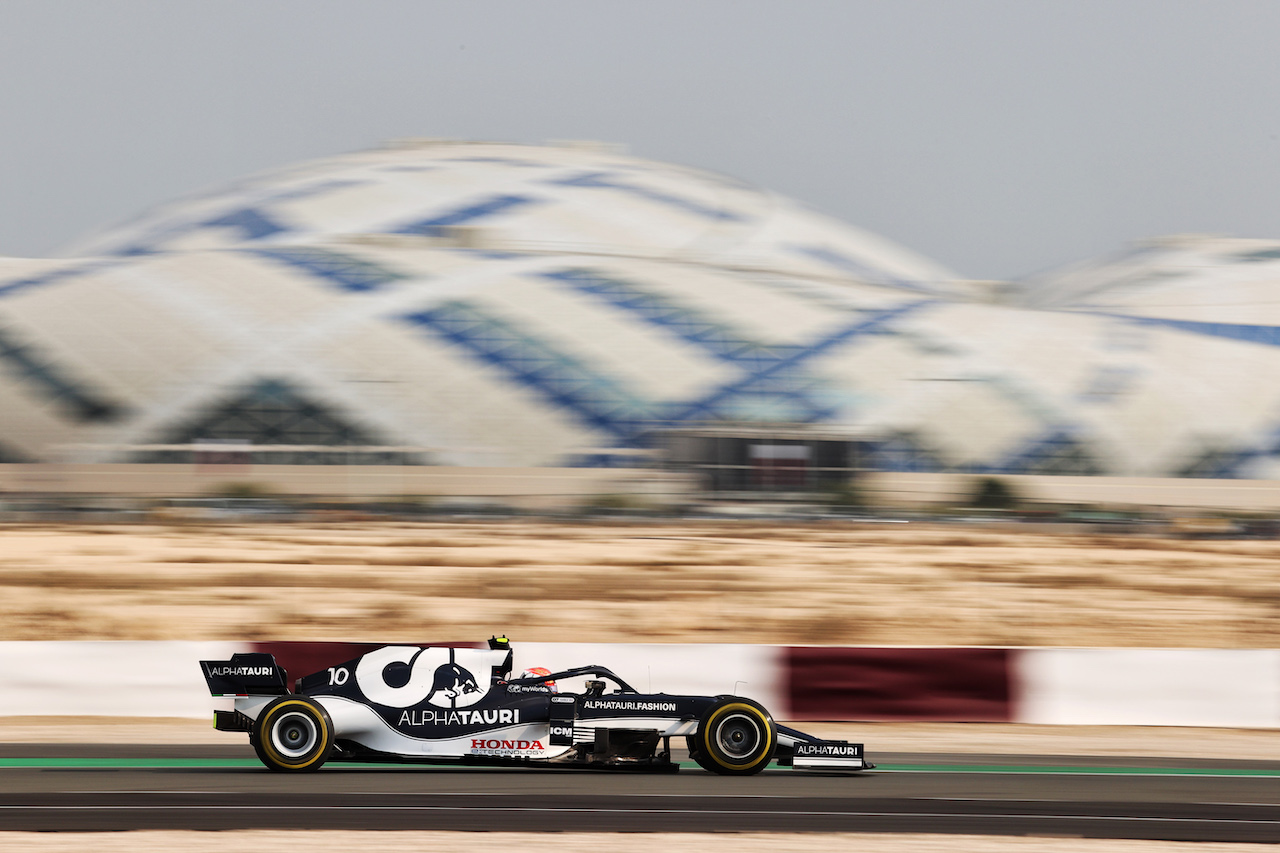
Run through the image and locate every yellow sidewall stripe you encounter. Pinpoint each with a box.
[704,703,774,771]
[260,699,331,770]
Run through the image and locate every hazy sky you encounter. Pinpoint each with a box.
[4,0,1280,280]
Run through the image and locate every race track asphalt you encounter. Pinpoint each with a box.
[1,744,1279,842]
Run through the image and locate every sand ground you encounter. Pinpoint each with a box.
[4,520,1277,850]
[2,519,1277,647]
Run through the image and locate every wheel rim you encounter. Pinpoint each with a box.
[714,712,762,760]
[271,711,319,759]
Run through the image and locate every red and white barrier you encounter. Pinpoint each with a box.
[1,641,1277,728]
[784,646,1012,721]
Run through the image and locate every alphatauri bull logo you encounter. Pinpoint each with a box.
[428,662,480,707]
[355,646,500,709]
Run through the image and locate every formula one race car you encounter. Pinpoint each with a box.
[200,638,870,775]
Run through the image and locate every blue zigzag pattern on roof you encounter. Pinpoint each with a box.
[402,296,931,448]
[1101,313,1280,348]
[987,427,1101,475]
[0,260,123,300]
[394,194,540,236]
[445,156,548,168]
[113,179,368,255]
[664,301,931,425]
[1160,409,1280,478]
[402,301,658,441]
[541,269,803,368]
[1181,447,1258,479]
[0,325,126,423]
[542,269,928,424]
[203,208,290,242]
[253,248,408,293]
[1173,420,1280,479]
[547,171,745,222]
[864,434,948,473]
[270,179,369,203]
[789,244,932,293]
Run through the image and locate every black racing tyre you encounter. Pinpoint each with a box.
[688,696,777,776]
[252,696,334,772]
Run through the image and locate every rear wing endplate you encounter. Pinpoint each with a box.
[200,653,288,697]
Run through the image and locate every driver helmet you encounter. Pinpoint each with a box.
[519,666,558,692]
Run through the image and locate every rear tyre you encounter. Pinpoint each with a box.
[252,696,334,771]
[689,696,777,776]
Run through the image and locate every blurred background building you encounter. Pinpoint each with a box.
[3,140,1280,507]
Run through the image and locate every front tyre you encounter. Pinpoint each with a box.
[689,696,777,775]
[252,696,334,771]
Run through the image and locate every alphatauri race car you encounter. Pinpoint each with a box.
[200,638,870,775]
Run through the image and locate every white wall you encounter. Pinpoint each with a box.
[0,641,239,717]
[3,642,1278,728]
[1015,648,1280,727]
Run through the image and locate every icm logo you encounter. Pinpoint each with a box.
[548,725,573,738]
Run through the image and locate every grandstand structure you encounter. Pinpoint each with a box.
[3,141,1280,503]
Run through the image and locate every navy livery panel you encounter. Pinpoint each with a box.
[200,639,871,775]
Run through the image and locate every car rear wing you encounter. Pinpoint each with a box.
[200,653,288,697]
